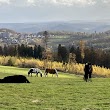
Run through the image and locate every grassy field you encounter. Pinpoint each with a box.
[0,66,110,110]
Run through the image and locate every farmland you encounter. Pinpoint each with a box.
[0,65,110,110]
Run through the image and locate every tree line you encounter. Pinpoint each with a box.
[0,44,44,59]
[58,44,110,68]
[0,44,110,68]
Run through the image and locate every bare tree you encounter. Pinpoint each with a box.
[79,40,85,63]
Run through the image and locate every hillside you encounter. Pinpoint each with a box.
[0,21,110,33]
[0,28,17,34]
[1,23,110,50]
[46,31,110,50]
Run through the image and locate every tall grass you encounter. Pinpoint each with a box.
[0,56,110,77]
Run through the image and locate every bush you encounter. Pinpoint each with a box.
[0,56,110,77]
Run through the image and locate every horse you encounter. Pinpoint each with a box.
[84,63,93,82]
[44,68,58,77]
[0,75,30,83]
[28,68,42,77]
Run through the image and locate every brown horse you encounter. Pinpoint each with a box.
[44,68,58,77]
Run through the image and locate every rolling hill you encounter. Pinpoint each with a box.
[1,21,110,50]
[0,21,110,33]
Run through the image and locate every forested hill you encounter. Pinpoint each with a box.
[38,30,110,50]
[1,27,110,50]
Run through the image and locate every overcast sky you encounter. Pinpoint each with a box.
[0,0,110,23]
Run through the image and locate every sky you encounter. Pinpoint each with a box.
[0,0,110,23]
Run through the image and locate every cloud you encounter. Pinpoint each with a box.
[51,0,96,6]
[27,0,37,6]
[26,0,97,7]
[0,0,10,5]
[1,0,110,7]
[0,0,110,23]
[103,0,110,3]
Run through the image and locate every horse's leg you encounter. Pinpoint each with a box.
[31,73,32,77]
[28,73,30,77]
[40,73,42,77]
[45,72,47,77]
[89,73,92,82]
[36,73,38,77]
[56,73,58,77]
[44,72,46,77]
[46,72,48,77]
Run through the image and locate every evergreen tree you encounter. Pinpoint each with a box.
[57,44,68,63]
[28,47,33,57]
[34,45,38,59]
[3,45,8,56]
[37,45,42,59]
[0,46,3,55]
[43,31,49,49]
[57,44,62,62]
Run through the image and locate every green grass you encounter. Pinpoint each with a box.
[0,65,110,110]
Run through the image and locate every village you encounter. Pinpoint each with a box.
[0,28,45,46]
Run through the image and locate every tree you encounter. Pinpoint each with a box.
[37,45,42,59]
[28,47,33,57]
[70,45,75,53]
[8,45,17,56]
[57,44,62,62]
[79,40,85,63]
[0,46,3,55]
[33,45,38,59]
[43,31,49,49]
[3,45,8,56]
[57,44,68,63]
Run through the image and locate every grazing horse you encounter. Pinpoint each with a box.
[0,75,30,83]
[28,68,42,77]
[44,68,58,77]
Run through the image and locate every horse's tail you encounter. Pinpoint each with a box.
[44,68,47,77]
[55,69,58,77]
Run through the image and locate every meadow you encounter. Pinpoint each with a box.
[0,65,110,110]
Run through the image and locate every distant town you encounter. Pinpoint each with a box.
[0,28,45,46]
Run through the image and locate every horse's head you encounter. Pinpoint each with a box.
[28,71,30,76]
[28,68,34,76]
[28,69,32,76]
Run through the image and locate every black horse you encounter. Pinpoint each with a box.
[28,68,42,77]
[84,63,93,82]
[44,68,58,77]
[0,75,30,83]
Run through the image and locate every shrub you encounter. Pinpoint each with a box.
[0,56,110,77]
